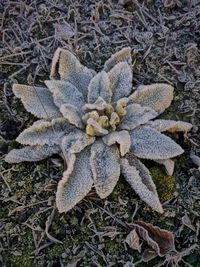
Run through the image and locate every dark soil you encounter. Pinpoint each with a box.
[0,0,200,266]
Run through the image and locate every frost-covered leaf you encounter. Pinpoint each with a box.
[83,97,113,113]
[16,118,74,146]
[121,158,163,213]
[133,221,176,257]
[90,140,120,198]
[109,62,132,102]
[50,48,95,99]
[56,147,93,213]
[87,71,112,103]
[130,126,184,160]
[181,214,196,231]
[109,112,120,129]
[125,229,142,252]
[61,131,95,162]
[154,159,175,176]
[45,80,85,109]
[119,104,158,130]
[125,154,158,195]
[86,118,108,136]
[5,145,60,163]
[60,104,84,129]
[102,130,131,156]
[141,249,157,263]
[146,119,193,133]
[13,84,61,119]
[104,47,132,72]
[115,97,129,118]
[129,84,174,114]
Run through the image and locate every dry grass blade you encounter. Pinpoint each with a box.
[45,207,63,244]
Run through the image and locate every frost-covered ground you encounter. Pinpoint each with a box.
[0,1,200,266]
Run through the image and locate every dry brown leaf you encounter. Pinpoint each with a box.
[181,214,196,232]
[141,249,157,262]
[125,229,142,252]
[133,221,176,257]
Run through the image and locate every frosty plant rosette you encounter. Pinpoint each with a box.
[5,47,192,213]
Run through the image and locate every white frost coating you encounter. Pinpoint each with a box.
[154,159,175,176]
[45,80,85,109]
[83,97,112,112]
[110,112,120,129]
[103,131,131,156]
[119,104,158,130]
[50,48,95,99]
[16,118,74,146]
[5,145,60,163]
[13,84,61,119]
[130,126,184,160]
[120,158,164,213]
[109,62,133,102]
[56,147,93,213]
[82,111,99,123]
[86,118,109,136]
[60,104,84,129]
[125,154,157,194]
[61,131,95,162]
[90,141,120,198]
[129,83,174,114]
[146,119,193,133]
[103,47,132,72]
[87,71,112,103]
[115,97,129,117]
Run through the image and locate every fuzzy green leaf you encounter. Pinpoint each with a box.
[104,47,132,72]
[87,71,112,103]
[121,158,163,213]
[50,48,95,99]
[129,83,174,114]
[5,145,60,163]
[13,84,61,119]
[130,126,184,159]
[119,104,158,130]
[109,62,133,102]
[45,80,85,109]
[56,147,93,213]
[90,140,120,198]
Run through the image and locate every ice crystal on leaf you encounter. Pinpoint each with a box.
[5,47,193,213]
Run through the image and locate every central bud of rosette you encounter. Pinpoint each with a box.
[82,97,128,137]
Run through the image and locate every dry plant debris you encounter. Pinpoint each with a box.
[126,221,199,266]
[5,47,192,214]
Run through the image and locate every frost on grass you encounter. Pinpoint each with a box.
[5,47,193,213]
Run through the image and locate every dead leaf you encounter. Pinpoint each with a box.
[54,22,74,40]
[133,221,176,257]
[125,229,142,252]
[181,214,196,232]
[141,249,157,262]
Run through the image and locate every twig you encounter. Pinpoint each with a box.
[0,51,31,61]
[0,171,11,192]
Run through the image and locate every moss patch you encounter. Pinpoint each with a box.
[150,166,176,202]
[47,244,65,260]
